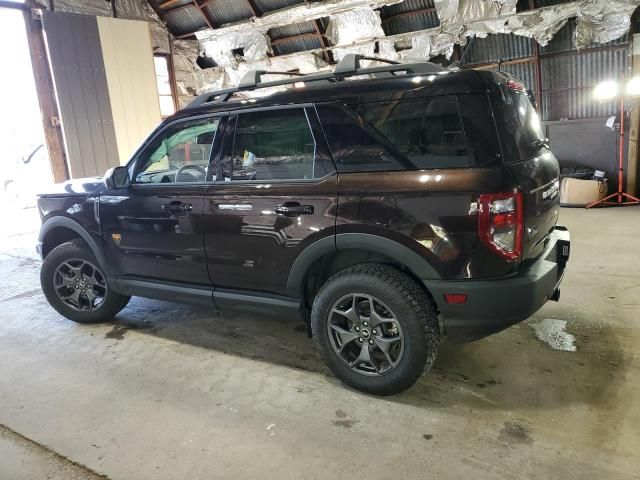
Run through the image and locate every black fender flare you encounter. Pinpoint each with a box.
[286,233,441,298]
[38,216,113,276]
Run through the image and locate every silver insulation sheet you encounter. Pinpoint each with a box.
[325,7,385,46]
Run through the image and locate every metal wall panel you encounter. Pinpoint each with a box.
[463,33,533,65]
[97,17,162,165]
[42,11,119,178]
[541,46,629,120]
[484,62,537,91]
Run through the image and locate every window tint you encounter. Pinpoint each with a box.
[497,91,546,162]
[223,109,316,181]
[457,94,501,166]
[135,117,219,184]
[319,96,473,172]
[316,106,407,173]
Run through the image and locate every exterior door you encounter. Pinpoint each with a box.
[203,106,337,296]
[100,115,224,285]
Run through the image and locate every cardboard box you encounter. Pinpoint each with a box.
[560,177,607,207]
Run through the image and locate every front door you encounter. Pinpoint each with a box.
[100,115,224,285]
[203,106,337,297]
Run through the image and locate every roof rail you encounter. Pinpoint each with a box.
[184,53,446,110]
[238,70,306,89]
[333,54,400,75]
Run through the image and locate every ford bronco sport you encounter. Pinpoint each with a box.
[37,55,570,395]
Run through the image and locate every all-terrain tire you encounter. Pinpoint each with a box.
[41,239,130,323]
[311,263,439,395]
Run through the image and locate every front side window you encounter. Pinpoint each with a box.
[135,117,219,184]
[223,108,316,181]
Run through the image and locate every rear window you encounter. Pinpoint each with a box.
[318,95,475,172]
[495,90,546,162]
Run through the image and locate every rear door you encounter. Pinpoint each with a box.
[100,114,224,285]
[203,105,337,297]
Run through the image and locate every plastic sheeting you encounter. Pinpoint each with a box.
[189,0,640,93]
[53,0,112,17]
[116,0,161,23]
[325,8,385,46]
[433,0,517,26]
[575,1,639,47]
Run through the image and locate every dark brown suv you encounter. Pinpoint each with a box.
[36,55,570,395]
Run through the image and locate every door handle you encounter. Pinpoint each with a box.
[275,202,314,217]
[162,201,192,213]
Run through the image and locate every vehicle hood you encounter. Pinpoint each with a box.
[37,176,103,198]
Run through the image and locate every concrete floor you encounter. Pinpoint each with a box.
[0,207,639,479]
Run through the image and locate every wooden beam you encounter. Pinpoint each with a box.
[313,18,332,63]
[628,33,640,195]
[22,4,68,182]
[192,0,213,29]
[159,0,186,9]
[245,0,260,17]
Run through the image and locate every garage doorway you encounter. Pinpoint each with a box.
[0,4,53,210]
[0,3,53,255]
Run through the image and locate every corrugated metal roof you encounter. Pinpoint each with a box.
[541,47,629,120]
[203,0,254,27]
[269,20,317,40]
[269,20,324,56]
[462,33,533,65]
[380,0,440,36]
[163,5,208,36]
[380,0,436,16]
[272,36,323,55]
[154,0,192,10]
[253,0,306,15]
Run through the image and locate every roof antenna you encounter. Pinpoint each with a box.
[448,36,475,70]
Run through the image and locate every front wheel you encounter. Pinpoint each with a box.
[41,240,130,323]
[311,264,439,396]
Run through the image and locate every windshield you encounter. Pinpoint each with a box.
[498,91,546,162]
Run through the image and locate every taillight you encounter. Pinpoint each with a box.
[507,79,527,93]
[478,192,524,262]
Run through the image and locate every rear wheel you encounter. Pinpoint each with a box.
[311,264,439,395]
[41,240,130,323]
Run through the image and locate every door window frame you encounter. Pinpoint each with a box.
[212,104,336,186]
[128,112,228,187]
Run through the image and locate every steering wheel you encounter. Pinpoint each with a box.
[175,164,206,183]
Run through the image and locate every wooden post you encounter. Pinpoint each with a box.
[627,33,640,196]
[22,3,69,183]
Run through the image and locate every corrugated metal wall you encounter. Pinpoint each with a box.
[42,11,119,178]
[462,20,631,121]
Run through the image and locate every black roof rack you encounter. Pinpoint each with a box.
[185,54,445,110]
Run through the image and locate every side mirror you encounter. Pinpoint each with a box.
[104,166,130,190]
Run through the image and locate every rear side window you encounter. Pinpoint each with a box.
[318,95,474,172]
[493,90,546,162]
[222,108,318,181]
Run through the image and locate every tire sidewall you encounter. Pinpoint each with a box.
[41,241,127,323]
[312,268,430,395]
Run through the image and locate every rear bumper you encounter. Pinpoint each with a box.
[428,226,570,343]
